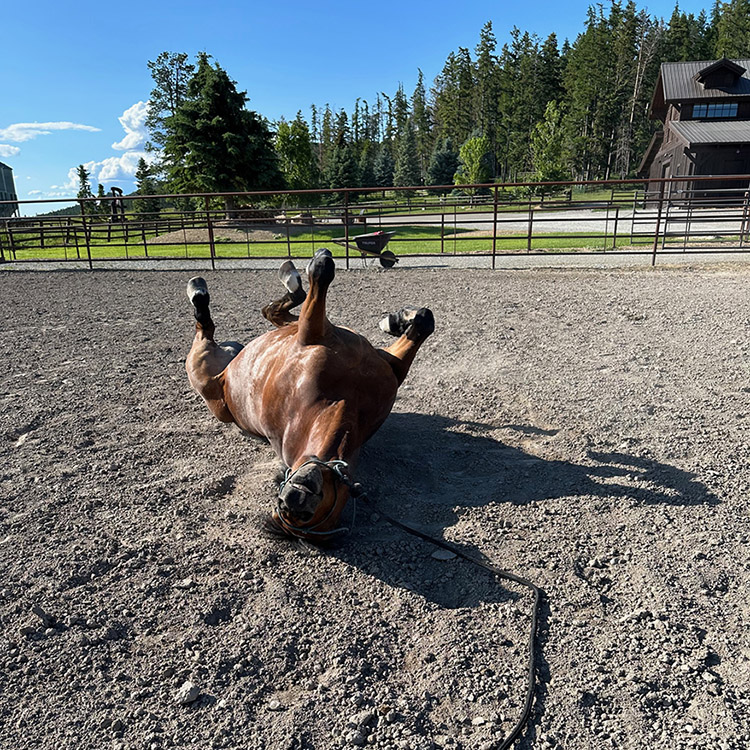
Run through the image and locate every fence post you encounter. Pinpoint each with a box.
[440,209,445,254]
[651,180,666,267]
[740,191,750,247]
[343,191,350,270]
[0,220,6,262]
[527,207,534,253]
[611,206,619,251]
[492,185,499,269]
[79,201,93,269]
[205,196,216,270]
[285,213,292,258]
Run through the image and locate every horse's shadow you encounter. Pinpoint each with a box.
[323,411,719,747]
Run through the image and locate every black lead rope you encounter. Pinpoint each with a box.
[366,502,543,750]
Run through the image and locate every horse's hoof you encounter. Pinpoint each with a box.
[187,277,209,308]
[306,249,335,284]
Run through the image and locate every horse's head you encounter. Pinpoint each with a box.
[270,458,359,543]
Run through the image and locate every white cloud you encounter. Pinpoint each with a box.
[0,144,21,157]
[112,101,150,151]
[28,190,43,196]
[0,121,100,143]
[61,150,158,191]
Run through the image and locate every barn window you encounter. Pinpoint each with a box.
[693,102,739,118]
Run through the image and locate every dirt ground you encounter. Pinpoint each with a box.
[0,265,748,750]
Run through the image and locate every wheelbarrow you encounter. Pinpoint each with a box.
[332,230,398,268]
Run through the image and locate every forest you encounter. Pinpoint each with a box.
[112,0,750,205]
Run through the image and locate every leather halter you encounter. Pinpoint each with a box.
[274,457,355,539]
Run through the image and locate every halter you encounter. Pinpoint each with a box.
[274,457,361,539]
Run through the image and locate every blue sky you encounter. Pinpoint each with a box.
[2,0,710,210]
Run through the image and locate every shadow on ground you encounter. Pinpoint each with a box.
[322,411,719,748]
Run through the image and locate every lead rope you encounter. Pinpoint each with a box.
[365,502,542,750]
[284,463,543,747]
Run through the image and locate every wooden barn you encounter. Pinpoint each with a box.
[0,161,18,218]
[638,58,750,200]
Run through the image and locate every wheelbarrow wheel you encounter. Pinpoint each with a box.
[379,250,397,268]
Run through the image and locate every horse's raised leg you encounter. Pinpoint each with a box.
[377,306,435,384]
[297,249,335,345]
[262,260,306,328]
[185,277,242,423]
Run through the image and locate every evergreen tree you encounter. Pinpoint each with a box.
[374,145,395,188]
[162,53,283,213]
[393,121,422,186]
[95,183,109,219]
[474,21,500,171]
[393,84,410,140]
[145,52,195,151]
[714,0,750,57]
[427,138,460,192]
[411,69,434,176]
[76,165,95,215]
[358,142,376,188]
[134,158,162,218]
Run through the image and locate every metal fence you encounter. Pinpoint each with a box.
[2,176,750,269]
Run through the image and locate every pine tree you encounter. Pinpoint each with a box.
[76,165,95,216]
[374,146,395,188]
[427,138,460,192]
[145,52,195,152]
[358,142,376,188]
[393,121,422,186]
[714,0,750,57]
[134,158,162,218]
[162,53,283,213]
[474,21,500,172]
[411,70,434,176]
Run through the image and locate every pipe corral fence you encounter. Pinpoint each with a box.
[2,176,750,269]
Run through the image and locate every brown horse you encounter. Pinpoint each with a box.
[185,249,434,542]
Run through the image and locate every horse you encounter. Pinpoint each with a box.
[185,249,434,543]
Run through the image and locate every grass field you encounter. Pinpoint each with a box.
[3,223,652,262]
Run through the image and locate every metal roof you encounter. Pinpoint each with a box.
[661,59,750,101]
[670,120,750,146]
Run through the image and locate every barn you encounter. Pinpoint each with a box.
[638,57,750,199]
[0,161,18,218]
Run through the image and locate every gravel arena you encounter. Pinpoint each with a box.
[1,265,749,750]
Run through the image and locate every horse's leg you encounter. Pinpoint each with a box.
[185,277,242,423]
[297,249,335,345]
[262,260,306,328]
[377,306,435,385]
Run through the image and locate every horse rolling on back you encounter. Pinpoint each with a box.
[185,249,435,543]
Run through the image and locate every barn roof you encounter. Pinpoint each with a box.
[661,59,750,101]
[670,120,750,147]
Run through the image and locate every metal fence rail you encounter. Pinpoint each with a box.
[2,176,750,268]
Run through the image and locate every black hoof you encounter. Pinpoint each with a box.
[412,307,435,337]
[187,277,211,324]
[306,248,335,285]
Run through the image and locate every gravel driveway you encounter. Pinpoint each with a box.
[0,266,748,750]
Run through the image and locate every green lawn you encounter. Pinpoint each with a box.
[3,219,731,262]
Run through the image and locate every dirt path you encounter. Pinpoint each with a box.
[0,267,748,750]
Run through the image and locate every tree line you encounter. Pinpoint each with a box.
[89,0,750,211]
